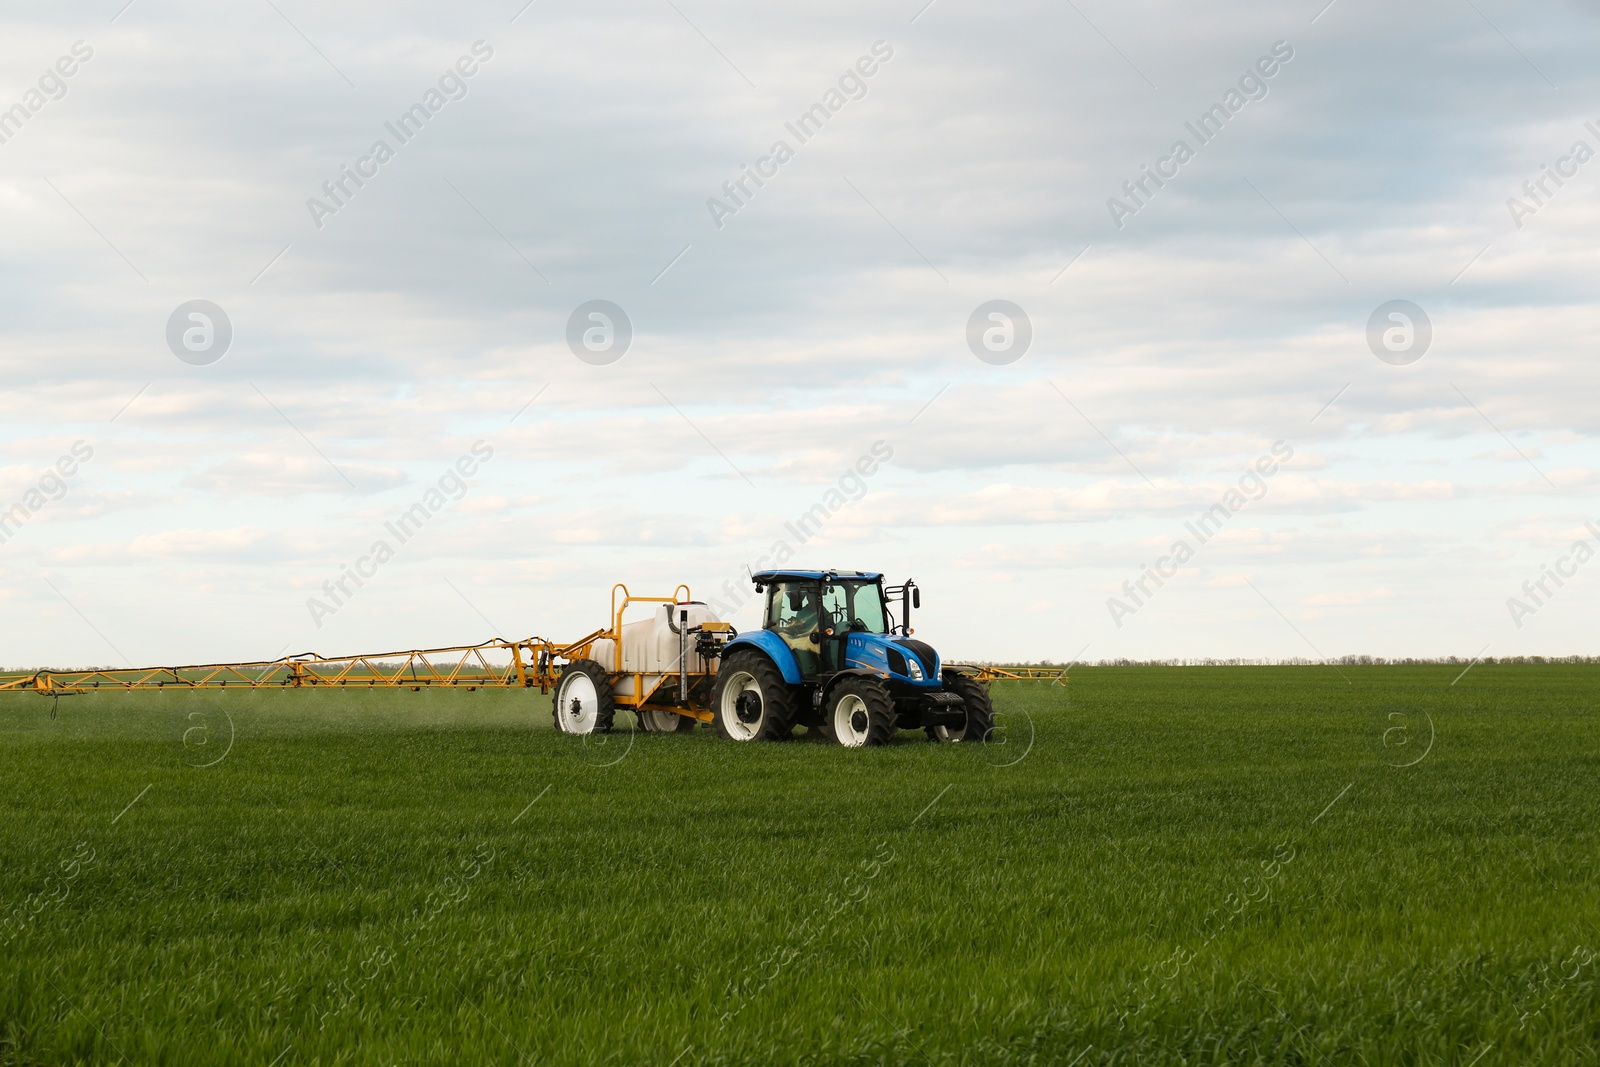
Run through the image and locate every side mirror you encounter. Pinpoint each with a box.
[912,588,921,609]
[788,590,804,610]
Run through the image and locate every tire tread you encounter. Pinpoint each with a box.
[929,669,995,742]
[823,674,896,747]
[552,659,616,734]
[710,649,798,741]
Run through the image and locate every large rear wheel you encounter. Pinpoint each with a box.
[711,650,797,742]
[552,660,615,735]
[823,675,896,748]
[927,669,994,742]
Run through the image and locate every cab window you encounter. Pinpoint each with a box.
[766,581,822,675]
[766,582,820,635]
[823,580,889,634]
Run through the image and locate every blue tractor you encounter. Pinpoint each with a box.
[708,569,994,746]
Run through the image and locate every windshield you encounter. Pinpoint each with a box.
[822,579,889,634]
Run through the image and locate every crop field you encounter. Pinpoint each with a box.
[2,664,1598,1065]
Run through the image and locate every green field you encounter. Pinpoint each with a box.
[2,665,1598,1065]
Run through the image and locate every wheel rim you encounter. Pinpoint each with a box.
[833,693,870,747]
[558,672,600,734]
[642,709,683,732]
[719,671,763,740]
[932,721,965,743]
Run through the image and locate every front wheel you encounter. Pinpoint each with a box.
[927,670,994,742]
[711,650,797,742]
[823,675,896,748]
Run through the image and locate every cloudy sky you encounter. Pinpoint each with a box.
[1,0,1597,667]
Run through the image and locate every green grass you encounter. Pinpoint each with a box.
[2,665,1598,1065]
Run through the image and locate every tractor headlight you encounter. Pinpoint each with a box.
[887,647,925,680]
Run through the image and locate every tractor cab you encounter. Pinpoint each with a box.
[756,570,925,681]
[708,568,993,747]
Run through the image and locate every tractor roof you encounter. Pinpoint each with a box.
[751,569,883,584]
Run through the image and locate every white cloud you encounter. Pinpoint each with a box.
[0,0,1597,663]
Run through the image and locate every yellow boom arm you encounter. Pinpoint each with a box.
[0,637,577,696]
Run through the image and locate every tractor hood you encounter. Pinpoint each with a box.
[845,632,941,688]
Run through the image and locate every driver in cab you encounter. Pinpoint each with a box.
[773,586,822,675]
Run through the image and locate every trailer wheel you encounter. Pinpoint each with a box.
[823,675,896,748]
[711,650,796,742]
[638,708,696,734]
[927,670,994,743]
[552,659,615,735]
